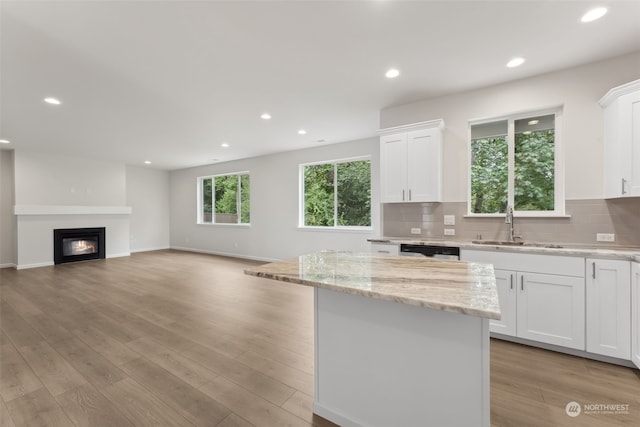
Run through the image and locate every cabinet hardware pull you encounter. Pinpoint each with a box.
[409,189,412,201]
[379,250,390,254]
[510,274,513,290]
[622,178,627,195]
[520,276,524,291]
[592,262,596,279]
[402,189,405,201]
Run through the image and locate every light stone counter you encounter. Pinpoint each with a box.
[245,249,500,320]
[369,237,640,261]
[245,250,496,427]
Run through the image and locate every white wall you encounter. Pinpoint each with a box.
[0,150,16,267]
[170,137,380,261]
[14,150,126,206]
[126,165,170,252]
[380,51,640,202]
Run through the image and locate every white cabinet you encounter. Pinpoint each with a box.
[370,243,399,256]
[586,259,631,359]
[632,262,640,369]
[460,250,585,350]
[379,119,443,203]
[490,269,517,336]
[600,79,640,198]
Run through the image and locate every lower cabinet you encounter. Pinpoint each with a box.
[461,250,585,350]
[586,258,631,359]
[632,262,640,369]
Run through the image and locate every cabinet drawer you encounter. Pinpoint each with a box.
[461,249,584,277]
[370,243,399,256]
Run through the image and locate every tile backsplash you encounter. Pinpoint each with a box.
[382,198,640,247]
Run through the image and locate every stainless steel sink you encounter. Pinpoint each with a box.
[471,240,564,249]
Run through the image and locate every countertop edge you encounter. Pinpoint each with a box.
[245,267,501,320]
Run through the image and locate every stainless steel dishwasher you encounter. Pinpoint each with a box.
[399,244,460,260]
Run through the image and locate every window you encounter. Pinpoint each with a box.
[199,172,250,224]
[469,109,563,216]
[300,158,371,228]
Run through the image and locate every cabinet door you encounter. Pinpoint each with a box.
[517,272,585,350]
[626,92,640,195]
[490,269,517,336]
[586,259,631,359]
[380,133,408,202]
[406,129,442,202]
[632,263,640,369]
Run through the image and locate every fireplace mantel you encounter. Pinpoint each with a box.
[14,205,132,215]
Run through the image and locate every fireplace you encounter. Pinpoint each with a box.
[53,227,106,264]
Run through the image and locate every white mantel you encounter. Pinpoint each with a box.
[14,205,132,269]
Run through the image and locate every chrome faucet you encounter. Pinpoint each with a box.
[505,206,515,242]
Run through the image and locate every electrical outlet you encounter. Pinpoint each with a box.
[444,228,455,236]
[410,228,421,235]
[443,215,455,225]
[596,233,615,242]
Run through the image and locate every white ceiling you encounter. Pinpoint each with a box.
[2,0,640,170]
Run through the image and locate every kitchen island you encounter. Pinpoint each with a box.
[245,250,499,427]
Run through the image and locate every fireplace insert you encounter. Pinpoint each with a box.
[53,227,105,264]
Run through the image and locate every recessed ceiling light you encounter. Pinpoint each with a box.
[581,7,607,23]
[385,68,400,79]
[0,139,10,144]
[528,120,539,125]
[522,130,532,135]
[506,57,525,68]
[221,142,230,148]
[44,97,61,105]
[144,160,152,164]
[298,129,307,135]
[260,113,271,120]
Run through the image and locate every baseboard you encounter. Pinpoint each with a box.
[170,246,279,263]
[106,252,131,259]
[0,263,17,269]
[131,246,170,253]
[16,261,54,270]
[312,402,363,427]
[491,333,636,368]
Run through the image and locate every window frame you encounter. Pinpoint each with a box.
[467,107,565,217]
[197,171,250,226]
[298,156,372,230]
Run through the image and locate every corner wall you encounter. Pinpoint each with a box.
[0,150,16,267]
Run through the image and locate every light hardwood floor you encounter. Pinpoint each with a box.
[1,250,639,426]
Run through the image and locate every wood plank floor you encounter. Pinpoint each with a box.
[1,250,639,426]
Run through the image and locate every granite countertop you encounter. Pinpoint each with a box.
[244,250,500,320]
[369,238,640,262]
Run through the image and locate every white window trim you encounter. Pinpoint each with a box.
[197,171,250,225]
[299,156,372,230]
[467,106,565,217]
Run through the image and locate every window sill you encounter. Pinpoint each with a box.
[464,214,571,219]
[197,223,251,228]
[297,226,373,233]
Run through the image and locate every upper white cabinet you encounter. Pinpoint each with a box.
[379,119,444,203]
[600,79,640,198]
[586,258,631,359]
[632,262,640,369]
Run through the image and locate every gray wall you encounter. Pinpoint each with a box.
[0,150,16,267]
[169,137,380,261]
[126,165,170,252]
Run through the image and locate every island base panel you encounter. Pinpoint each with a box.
[313,287,490,427]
